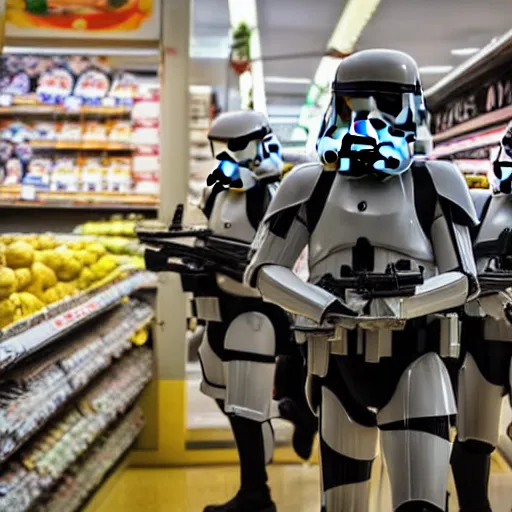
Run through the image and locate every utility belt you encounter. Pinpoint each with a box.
[295,314,460,374]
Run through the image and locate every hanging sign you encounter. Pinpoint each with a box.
[5,0,160,41]
[431,72,512,136]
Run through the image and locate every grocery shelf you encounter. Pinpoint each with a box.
[0,186,158,209]
[44,407,145,512]
[0,104,131,117]
[0,301,154,465]
[30,140,134,152]
[0,350,151,512]
[0,271,156,375]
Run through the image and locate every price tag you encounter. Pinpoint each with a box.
[20,185,36,201]
[102,97,116,108]
[64,96,82,112]
[0,94,12,107]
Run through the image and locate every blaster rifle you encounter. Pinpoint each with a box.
[317,263,424,299]
[137,204,250,282]
[474,229,512,293]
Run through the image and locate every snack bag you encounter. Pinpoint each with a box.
[108,120,131,143]
[23,158,52,189]
[108,72,137,107]
[3,159,23,186]
[106,158,132,193]
[81,158,105,192]
[82,122,107,142]
[33,122,57,141]
[37,68,74,105]
[74,70,111,106]
[1,72,31,97]
[50,158,79,192]
[57,123,82,142]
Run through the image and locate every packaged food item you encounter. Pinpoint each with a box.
[0,141,14,162]
[74,70,111,106]
[3,159,23,186]
[15,143,33,165]
[1,72,31,97]
[57,123,81,142]
[108,72,137,107]
[106,158,132,193]
[82,122,107,142]
[22,158,52,189]
[1,122,33,144]
[32,122,57,141]
[81,158,106,192]
[108,120,131,143]
[50,158,80,192]
[36,68,74,105]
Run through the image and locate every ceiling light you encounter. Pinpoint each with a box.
[419,65,453,75]
[450,48,480,57]
[265,76,311,85]
[328,0,381,54]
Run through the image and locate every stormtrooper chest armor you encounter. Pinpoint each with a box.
[474,194,512,273]
[209,189,256,243]
[308,171,435,283]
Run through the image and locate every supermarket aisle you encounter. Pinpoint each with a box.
[93,454,512,512]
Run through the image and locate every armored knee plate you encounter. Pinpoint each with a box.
[457,352,503,447]
[224,311,277,422]
[377,352,456,512]
[198,329,226,400]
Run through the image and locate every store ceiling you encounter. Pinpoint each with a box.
[190,0,512,139]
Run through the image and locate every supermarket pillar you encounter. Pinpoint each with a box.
[245,49,480,512]
[154,0,191,463]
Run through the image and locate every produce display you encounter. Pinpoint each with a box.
[0,232,145,329]
[0,348,152,512]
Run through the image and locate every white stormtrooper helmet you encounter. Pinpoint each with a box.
[491,121,512,194]
[317,49,425,176]
[207,110,283,190]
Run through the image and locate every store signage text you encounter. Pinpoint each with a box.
[432,76,512,135]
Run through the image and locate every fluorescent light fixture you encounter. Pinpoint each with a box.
[450,47,480,56]
[419,65,453,74]
[328,0,381,54]
[228,0,267,113]
[293,0,382,147]
[265,76,311,85]
[3,46,159,57]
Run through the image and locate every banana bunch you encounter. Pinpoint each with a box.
[74,217,139,238]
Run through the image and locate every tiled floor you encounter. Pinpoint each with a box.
[94,453,512,512]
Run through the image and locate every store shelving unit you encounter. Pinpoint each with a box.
[0,269,156,511]
[425,30,512,188]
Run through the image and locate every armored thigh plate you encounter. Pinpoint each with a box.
[457,352,504,446]
[223,311,277,422]
[198,329,226,400]
[377,352,456,512]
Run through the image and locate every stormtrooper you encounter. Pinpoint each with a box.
[451,122,512,512]
[196,110,314,512]
[245,49,480,512]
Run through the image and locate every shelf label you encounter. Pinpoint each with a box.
[0,94,13,107]
[20,185,37,201]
